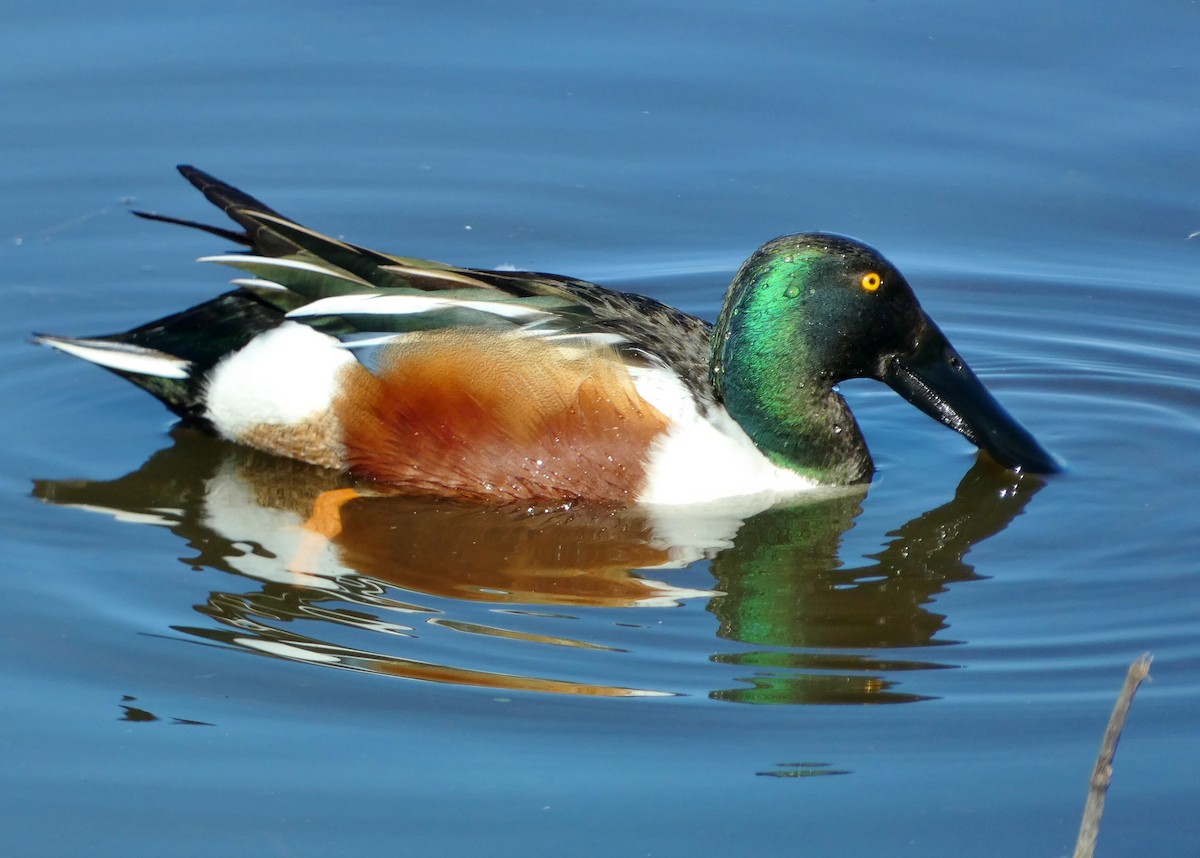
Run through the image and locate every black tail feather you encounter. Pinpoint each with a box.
[176,164,284,221]
[131,210,250,246]
[114,289,284,370]
[40,291,285,423]
[176,164,301,257]
[134,165,303,258]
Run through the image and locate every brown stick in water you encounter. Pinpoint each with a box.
[1072,654,1153,858]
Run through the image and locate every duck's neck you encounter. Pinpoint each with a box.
[714,353,873,485]
[709,257,873,484]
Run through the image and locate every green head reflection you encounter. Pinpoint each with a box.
[34,429,1044,705]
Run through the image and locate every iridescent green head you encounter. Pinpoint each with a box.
[711,233,1057,484]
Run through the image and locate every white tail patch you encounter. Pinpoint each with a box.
[38,335,191,379]
[204,321,355,437]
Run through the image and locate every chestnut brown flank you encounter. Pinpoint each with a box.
[335,331,671,502]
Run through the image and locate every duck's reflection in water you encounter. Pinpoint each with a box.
[708,464,1040,703]
[35,427,1043,702]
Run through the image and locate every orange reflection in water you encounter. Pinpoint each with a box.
[35,428,1046,702]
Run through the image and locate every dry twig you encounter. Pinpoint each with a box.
[1071,654,1153,858]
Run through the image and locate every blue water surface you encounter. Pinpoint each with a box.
[2,2,1199,856]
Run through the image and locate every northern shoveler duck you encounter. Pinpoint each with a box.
[37,166,1057,505]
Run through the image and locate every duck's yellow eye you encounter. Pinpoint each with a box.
[860,272,882,292]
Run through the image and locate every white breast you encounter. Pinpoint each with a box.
[628,365,818,505]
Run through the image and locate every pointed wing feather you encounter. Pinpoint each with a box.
[247,212,499,291]
[199,254,373,307]
[152,166,716,397]
[176,165,298,256]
